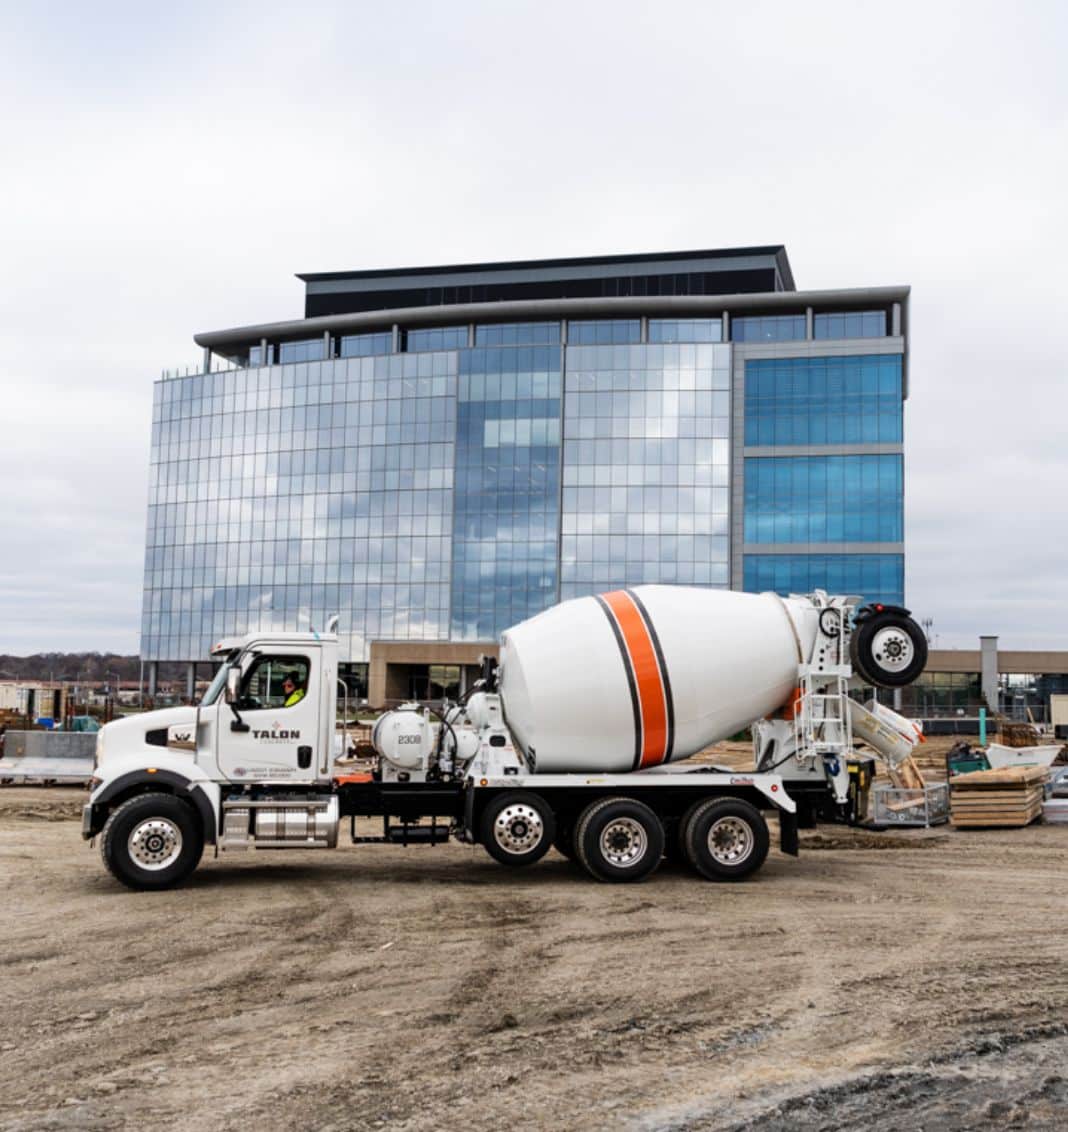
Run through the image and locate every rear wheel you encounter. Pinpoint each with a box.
[100,792,204,890]
[480,792,555,867]
[574,797,664,883]
[681,797,769,882]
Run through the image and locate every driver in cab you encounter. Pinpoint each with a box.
[282,674,306,708]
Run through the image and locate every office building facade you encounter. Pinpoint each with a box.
[142,248,909,700]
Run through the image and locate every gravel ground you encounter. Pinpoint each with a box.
[1,786,1067,1131]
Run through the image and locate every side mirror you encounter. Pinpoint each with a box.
[225,668,241,704]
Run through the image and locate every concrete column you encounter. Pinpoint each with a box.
[324,330,333,358]
[260,337,269,366]
[186,663,196,704]
[561,320,568,345]
[640,316,648,344]
[391,324,400,353]
[721,311,729,341]
[805,307,814,340]
[892,303,901,337]
[467,323,476,348]
[202,346,212,373]
[980,636,1000,714]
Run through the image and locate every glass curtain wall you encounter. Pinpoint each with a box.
[745,355,902,446]
[743,554,904,606]
[561,342,731,597]
[143,350,455,663]
[450,341,563,640]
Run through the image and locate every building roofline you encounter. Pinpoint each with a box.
[296,245,795,288]
[194,285,909,351]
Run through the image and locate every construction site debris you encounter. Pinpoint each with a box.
[950,765,1048,828]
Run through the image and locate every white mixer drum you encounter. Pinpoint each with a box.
[498,586,817,774]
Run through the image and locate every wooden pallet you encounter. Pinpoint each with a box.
[950,765,1048,827]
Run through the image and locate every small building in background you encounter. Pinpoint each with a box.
[0,681,68,724]
[900,639,1068,728]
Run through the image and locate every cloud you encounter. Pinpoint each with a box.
[1,0,1066,653]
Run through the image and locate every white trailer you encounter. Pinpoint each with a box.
[82,587,927,889]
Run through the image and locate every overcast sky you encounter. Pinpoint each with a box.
[1,0,1065,656]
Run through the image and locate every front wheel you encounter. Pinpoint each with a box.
[100,792,204,890]
[480,792,555,867]
[681,798,769,882]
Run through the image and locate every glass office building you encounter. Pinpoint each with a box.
[142,247,909,699]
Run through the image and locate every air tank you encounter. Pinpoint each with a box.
[498,586,819,774]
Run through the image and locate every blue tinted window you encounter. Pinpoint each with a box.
[567,319,641,345]
[407,326,468,352]
[732,314,805,342]
[451,346,563,641]
[648,319,722,343]
[475,322,560,346]
[248,345,264,366]
[279,338,325,363]
[340,332,392,357]
[744,553,903,607]
[814,311,886,339]
[745,355,902,446]
[744,455,903,543]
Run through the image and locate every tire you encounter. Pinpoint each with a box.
[574,797,664,883]
[100,792,204,891]
[681,797,769,882]
[480,791,555,867]
[850,609,927,688]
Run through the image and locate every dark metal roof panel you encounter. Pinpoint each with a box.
[298,246,794,289]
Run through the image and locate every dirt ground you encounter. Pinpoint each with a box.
[2,784,1067,1132]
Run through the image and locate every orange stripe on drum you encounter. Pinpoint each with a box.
[597,590,671,769]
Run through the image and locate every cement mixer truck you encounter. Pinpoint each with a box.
[81,587,927,890]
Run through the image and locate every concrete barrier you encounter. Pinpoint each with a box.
[0,731,96,783]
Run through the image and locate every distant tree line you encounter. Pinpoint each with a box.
[0,654,195,684]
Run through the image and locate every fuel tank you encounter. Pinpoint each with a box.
[498,586,818,774]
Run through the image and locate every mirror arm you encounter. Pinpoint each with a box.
[229,702,250,733]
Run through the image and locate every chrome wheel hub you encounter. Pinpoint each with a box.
[493,804,544,854]
[128,818,183,870]
[870,627,913,673]
[707,816,753,865]
[600,817,647,868]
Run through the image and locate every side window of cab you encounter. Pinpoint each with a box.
[238,656,311,711]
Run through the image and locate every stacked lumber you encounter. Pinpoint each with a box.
[950,765,1047,828]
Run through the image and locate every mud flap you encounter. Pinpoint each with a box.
[779,809,799,857]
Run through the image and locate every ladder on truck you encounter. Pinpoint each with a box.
[793,603,853,764]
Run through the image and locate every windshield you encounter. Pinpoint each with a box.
[201,652,239,705]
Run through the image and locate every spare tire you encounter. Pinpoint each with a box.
[850,607,927,688]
